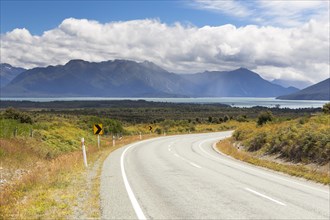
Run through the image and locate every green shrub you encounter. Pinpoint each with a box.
[247,132,267,151]
[322,102,330,114]
[257,111,273,126]
[3,108,33,124]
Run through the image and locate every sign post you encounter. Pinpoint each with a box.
[81,138,88,168]
[93,124,103,149]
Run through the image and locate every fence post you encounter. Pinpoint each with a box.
[81,138,88,168]
[112,135,115,147]
[97,134,100,149]
[139,132,142,140]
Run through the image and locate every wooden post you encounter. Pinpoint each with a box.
[81,138,88,168]
[97,134,100,149]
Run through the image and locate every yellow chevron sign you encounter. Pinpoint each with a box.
[93,124,103,135]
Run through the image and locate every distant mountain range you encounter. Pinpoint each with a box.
[271,79,312,90]
[0,63,26,88]
[277,78,330,100]
[1,59,298,98]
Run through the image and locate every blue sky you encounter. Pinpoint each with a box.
[0,1,329,82]
[1,0,245,35]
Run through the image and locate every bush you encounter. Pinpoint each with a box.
[236,115,248,122]
[155,128,162,134]
[257,111,273,126]
[247,132,267,151]
[322,102,330,114]
[3,108,33,124]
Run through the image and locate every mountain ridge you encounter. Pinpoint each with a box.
[1,59,298,98]
[0,63,26,88]
[272,79,312,90]
[277,78,330,100]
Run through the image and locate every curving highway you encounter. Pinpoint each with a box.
[100,131,329,219]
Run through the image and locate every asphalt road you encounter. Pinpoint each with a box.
[101,131,329,219]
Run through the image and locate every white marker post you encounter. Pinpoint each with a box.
[113,136,116,147]
[97,134,100,149]
[81,138,88,168]
[139,132,142,140]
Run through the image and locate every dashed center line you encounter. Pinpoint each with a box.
[174,153,202,169]
[245,187,286,206]
[189,162,202,168]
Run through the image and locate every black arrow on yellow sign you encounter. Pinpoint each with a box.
[149,126,153,131]
[94,124,103,135]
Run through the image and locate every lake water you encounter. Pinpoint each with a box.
[1,97,328,109]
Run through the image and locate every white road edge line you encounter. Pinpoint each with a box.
[245,187,287,206]
[121,144,147,220]
[198,139,329,194]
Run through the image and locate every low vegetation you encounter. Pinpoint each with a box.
[217,139,329,184]
[217,104,330,184]
[233,114,330,165]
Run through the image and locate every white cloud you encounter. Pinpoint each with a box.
[0,17,329,83]
[191,0,251,17]
[190,0,329,27]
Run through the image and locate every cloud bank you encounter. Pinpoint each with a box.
[1,17,329,83]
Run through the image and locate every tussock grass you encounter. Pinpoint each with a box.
[233,115,330,164]
[0,149,83,219]
[217,139,330,184]
[0,131,158,219]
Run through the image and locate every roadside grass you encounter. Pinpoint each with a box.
[233,115,330,165]
[216,138,330,184]
[0,147,84,219]
[0,132,157,219]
